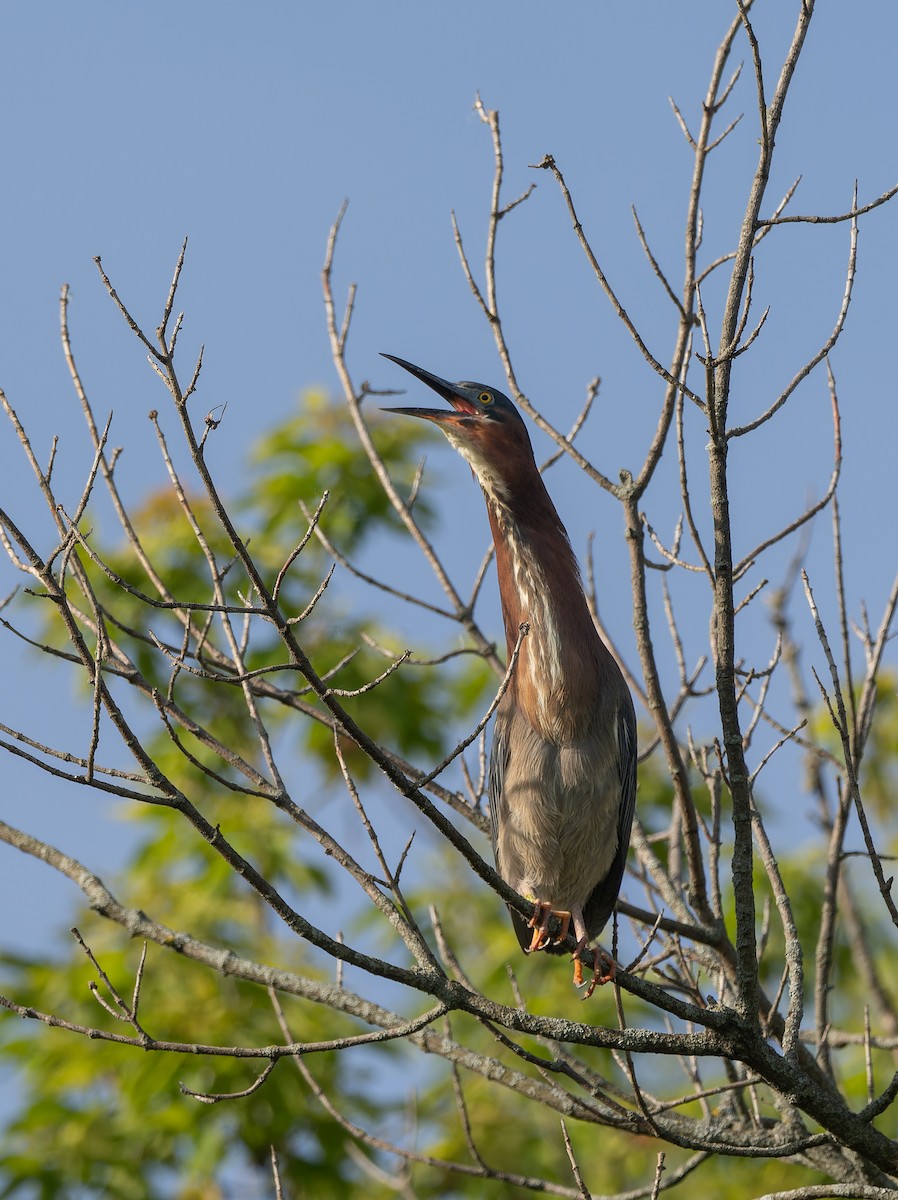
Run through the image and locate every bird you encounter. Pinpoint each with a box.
[383,354,637,996]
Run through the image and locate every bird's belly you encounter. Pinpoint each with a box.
[496,734,621,912]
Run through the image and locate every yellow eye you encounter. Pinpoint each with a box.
[479,391,494,405]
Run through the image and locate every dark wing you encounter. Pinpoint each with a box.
[487,710,508,864]
[488,708,533,952]
[583,697,637,940]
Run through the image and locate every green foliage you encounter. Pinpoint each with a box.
[0,392,491,1198]
[247,388,439,554]
[75,393,465,780]
[801,670,898,831]
[1,932,376,1199]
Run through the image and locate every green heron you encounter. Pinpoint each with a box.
[384,354,637,995]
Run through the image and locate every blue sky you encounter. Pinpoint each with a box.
[1,1,897,1131]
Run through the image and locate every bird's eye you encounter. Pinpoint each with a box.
[479,391,494,405]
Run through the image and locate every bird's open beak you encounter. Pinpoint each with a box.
[380,353,479,422]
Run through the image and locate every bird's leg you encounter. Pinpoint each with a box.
[569,907,616,998]
[526,901,571,952]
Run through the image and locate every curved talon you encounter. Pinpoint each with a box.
[526,901,572,953]
[527,925,548,953]
[573,946,616,999]
[526,901,551,952]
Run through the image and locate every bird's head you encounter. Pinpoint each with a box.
[381,353,536,500]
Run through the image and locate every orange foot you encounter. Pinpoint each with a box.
[572,945,616,1000]
[526,901,571,952]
